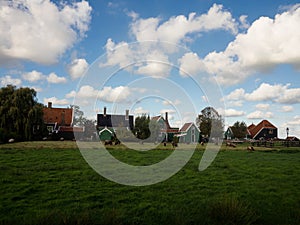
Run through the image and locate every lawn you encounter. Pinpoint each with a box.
[0,141,299,225]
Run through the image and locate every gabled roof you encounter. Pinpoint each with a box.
[180,122,193,132]
[180,122,200,133]
[43,107,73,126]
[151,115,179,133]
[249,120,277,138]
[97,114,134,130]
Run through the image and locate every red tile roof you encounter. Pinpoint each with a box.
[43,107,73,126]
[248,120,276,138]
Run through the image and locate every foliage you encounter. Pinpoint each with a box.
[0,85,45,142]
[70,105,85,126]
[133,114,151,140]
[232,121,248,139]
[197,107,224,139]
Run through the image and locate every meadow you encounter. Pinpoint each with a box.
[0,141,299,225]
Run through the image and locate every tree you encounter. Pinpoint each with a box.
[70,105,85,126]
[232,121,247,139]
[133,114,150,140]
[0,85,45,142]
[197,107,224,140]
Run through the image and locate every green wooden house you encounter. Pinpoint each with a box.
[178,122,200,143]
[151,112,179,142]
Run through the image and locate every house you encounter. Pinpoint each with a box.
[286,136,300,141]
[43,102,84,140]
[247,120,277,140]
[177,122,200,143]
[97,107,134,141]
[151,112,179,142]
[224,126,240,140]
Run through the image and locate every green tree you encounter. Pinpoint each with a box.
[232,121,247,139]
[197,107,224,140]
[70,105,85,126]
[0,85,44,142]
[134,114,151,140]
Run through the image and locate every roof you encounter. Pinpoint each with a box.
[97,114,134,130]
[248,120,277,138]
[180,122,200,133]
[43,107,73,126]
[180,122,193,132]
[151,115,179,133]
[286,136,299,141]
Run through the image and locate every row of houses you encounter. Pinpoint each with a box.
[43,103,200,143]
[43,102,298,142]
[97,107,200,143]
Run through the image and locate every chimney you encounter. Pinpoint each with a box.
[125,109,129,120]
[165,112,168,121]
[48,102,52,108]
[104,107,107,117]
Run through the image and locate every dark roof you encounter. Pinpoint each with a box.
[97,114,134,130]
[286,136,299,141]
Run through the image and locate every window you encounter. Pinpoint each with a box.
[269,129,273,134]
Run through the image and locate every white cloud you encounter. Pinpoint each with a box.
[46,73,67,84]
[162,99,181,106]
[130,4,238,44]
[0,75,22,87]
[67,85,132,104]
[239,15,250,29]
[224,83,300,104]
[255,103,270,111]
[0,0,92,65]
[43,97,69,106]
[247,110,273,119]
[224,108,245,117]
[179,5,300,85]
[281,105,294,112]
[133,107,149,115]
[22,70,45,82]
[68,58,89,80]
[98,86,131,103]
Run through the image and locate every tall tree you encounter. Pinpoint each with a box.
[197,107,224,139]
[134,114,150,140]
[0,85,44,142]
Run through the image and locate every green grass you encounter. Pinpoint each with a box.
[0,141,299,225]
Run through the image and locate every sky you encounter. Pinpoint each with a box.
[0,0,300,138]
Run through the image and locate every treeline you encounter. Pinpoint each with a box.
[0,85,46,143]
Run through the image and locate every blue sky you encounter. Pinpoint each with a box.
[1,0,300,138]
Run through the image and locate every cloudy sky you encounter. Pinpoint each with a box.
[1,0,300,138]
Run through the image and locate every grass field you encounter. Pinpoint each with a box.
[0,141,299,225]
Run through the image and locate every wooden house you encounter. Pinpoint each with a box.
[177,122,200,143]
[151,112,179,142]
[97,107,134,141]
[247,120,277,140]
